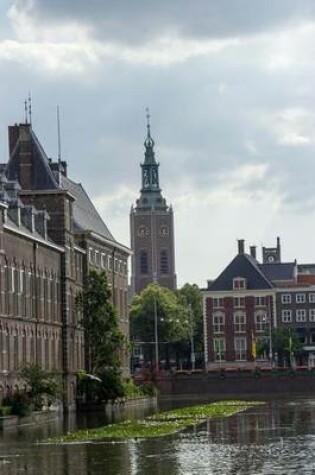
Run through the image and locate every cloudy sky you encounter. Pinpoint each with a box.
[1,1,315,287]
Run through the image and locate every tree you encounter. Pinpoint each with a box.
[176,283,204,368]
[257,328,302,366]
[130,283,189,368]
[21,363,60,409]
[76,270,124,401]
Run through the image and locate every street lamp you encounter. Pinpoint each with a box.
[154,295,159,370]
[262,313,273,367]
[189,304,195,370]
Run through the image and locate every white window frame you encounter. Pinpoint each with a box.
[255,313,266,332]
[296,293,306,304]
[213,313,225,334]
[213,298,223,309]
[309,294,315,303]
[213,338,226,361]
[296,309,306,322]
[309,309,315,322]
[281,294,291,304]
[234,313,246,333]
[282,310,292,323]
[233,278,246,291]
[255,296,266,307]
[234,297,245,308]
[234,337,247,361]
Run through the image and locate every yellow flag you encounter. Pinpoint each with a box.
[252,333,257,359]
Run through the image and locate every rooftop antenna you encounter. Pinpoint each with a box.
[28,92,32,127]
[57,105,62,162]
[24,99,28,124]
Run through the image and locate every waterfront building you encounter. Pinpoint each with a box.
[0,121,130,408]
[130,114,176,295]
[203,238,315,368]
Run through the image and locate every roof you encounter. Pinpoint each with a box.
[61,175,115,241]
[259,262,296,282]
[6,129,61,190]
[208,253,273,291]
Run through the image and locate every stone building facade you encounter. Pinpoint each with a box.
[130,118,176,295]
[0,122,130,408]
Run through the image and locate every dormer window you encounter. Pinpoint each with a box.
[233,277,246,290]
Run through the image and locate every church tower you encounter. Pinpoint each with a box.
[130,111,176,295]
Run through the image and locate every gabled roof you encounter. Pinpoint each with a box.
[259,262,296,282]
[208,253,273,291]
[61,175,115,241]
[5,129,61,190]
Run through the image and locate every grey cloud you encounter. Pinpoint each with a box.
[10,0,315,44]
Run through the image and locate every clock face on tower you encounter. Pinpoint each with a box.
[138,225,150,237]
[159,225,169,237]
[267,254,276,263]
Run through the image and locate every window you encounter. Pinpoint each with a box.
[255,296,266,306]
[101,254,107,269]
[233,278,246,290]
[95,251,100,266]
[213,338,226,361]
[234,313,246,333]
[234,337,247,361]
[213,298,224,308]
[296,293,306,304]
[89,248,94,264]
[282,310,292,323]
[296,309,306,322]
[309,309,315,322]
[234,297,245,308]
[310,333,315,344]
[255,313,266,332]
[213,313,225,334]
[160,250,169,274]
[139,250,148,274]
[281,294,291,304]
[309,294,315,303]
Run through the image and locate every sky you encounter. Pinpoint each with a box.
[1,1,315,287]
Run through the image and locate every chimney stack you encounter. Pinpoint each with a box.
[238,239,245,255]
[250,246,257,259]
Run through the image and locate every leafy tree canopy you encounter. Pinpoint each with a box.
[130,283,189,345]
[76,270,123,374]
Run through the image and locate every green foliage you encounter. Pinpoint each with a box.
[9,394,33,417]
[0,406,12,416]
[21,363,60,409]
[47,400,261,442]
[176,283,204,364]
[123,378,142,398]
[257,328,302,366]
[130,283,190,366]
[76,270,123,374]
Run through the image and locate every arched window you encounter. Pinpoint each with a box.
[160,250,169,274]
[139,250,148,274]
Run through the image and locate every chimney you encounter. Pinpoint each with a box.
[8,124,19,156]
[8,123,33,190]
[250,245,257,259]
[277,236,281,262]
[238,239,245,255]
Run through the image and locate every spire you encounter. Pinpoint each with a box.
[144,107,155,150]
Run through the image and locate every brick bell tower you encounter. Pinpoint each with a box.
[130,111,176,295]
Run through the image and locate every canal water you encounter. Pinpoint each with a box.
[1,398,315,474]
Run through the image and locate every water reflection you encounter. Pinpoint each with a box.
[2,399,315,474]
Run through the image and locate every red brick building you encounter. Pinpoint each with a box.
[203,238,315,369]
[0,121,130,409]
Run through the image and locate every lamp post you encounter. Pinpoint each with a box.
[154,295,159,370]
[189,304,195,370]
[263,312,273,367]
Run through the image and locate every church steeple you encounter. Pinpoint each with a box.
[137,109,166,209]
